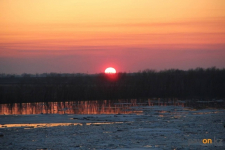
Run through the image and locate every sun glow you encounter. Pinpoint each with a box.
[105,67,116,74]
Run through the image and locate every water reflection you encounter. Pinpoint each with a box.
[0,98,224,115]
[1,122,123,129]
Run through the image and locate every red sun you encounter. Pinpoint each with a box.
[105,67,116,74]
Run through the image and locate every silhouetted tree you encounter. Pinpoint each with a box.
[0,67,224,103]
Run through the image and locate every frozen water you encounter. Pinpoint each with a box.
[0,103,224,149]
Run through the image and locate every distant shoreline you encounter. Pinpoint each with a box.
[0,67,224,103]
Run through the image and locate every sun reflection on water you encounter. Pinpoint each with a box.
[0,122,124,128]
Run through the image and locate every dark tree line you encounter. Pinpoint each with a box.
[0,67,224,104]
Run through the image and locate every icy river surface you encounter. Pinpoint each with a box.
[0,99,225,150]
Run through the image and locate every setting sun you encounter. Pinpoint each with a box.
[105,67,116,74]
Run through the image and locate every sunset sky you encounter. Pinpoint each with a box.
[0,0,225,74]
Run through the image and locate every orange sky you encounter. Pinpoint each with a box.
[0,0,225,73]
